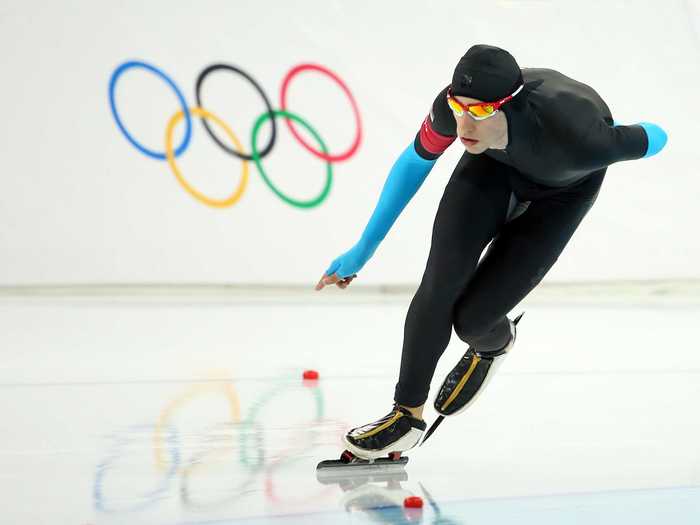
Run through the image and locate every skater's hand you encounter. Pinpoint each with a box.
[315,272,356,291]
[315,242,375,291]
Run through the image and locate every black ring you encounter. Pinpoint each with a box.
[195,63,276,161]
[179,422,263,511]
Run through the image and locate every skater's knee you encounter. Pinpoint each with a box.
[452,302,492,341]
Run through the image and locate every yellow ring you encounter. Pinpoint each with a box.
[153,378,241,472]
[165,107,249,208]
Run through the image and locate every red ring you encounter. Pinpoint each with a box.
[263,417,347,506]
[264,458,335,505]
[280,63,362,163]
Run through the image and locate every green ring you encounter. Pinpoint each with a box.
[238,380,324,468]
[251,109,333,209]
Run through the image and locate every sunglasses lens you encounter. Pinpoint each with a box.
[469,104,495,118]
[447,98,464,116]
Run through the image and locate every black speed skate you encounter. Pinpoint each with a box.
[316,404,425,473]
[344,404,426,459]
[434,313,523,417]
[422,313,524,445]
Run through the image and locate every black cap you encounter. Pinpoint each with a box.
[451,45,523,101]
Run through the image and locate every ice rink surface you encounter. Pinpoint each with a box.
[1,290,699,524]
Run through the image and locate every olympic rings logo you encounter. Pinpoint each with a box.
[108,60,363,209]
[93,373,346,514]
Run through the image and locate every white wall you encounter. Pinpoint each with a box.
[0,0,698,285]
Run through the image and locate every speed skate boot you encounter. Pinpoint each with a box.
[343,404,427,460]
[434,313,523,417]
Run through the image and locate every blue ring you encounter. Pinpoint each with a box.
[108,60,192,160]
[93,424,180,514]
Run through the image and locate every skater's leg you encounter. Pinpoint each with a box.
[345,155,512,459]
[452,170,605,349]
[401,191,529,419]
[344,155,516,459]
[432,171,605,416]
[393,153,514,408]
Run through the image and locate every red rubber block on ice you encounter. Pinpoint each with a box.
[303,370,319,380]
[404,496,423,508]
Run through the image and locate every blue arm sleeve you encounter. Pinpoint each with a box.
[325,142,437,278]
[638,122,668,158]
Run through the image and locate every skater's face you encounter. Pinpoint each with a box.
[451,95,509,154]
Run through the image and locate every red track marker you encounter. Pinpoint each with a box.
[404,496,423,508]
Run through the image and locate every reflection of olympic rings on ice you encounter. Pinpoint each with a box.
[94,375,337,515]
[108,60,362,209]
[93,424,180,514]
[241,383,345,508]
[152,380,241,472]
[179,378,332,510]
[179,421,264,511]
[264,455,336,507]
[262,418,349,508]
[238,379,324,468]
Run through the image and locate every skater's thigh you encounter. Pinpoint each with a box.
[454,170,605,324]
[424,153,513,278]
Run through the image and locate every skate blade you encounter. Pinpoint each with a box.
[420,415,444,446]
[316,455,408,481]
[316,462,409,485]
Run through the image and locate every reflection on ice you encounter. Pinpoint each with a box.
[2,297,699,523]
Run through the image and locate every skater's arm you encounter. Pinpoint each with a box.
[317,142,438,287]
[359,142,441,243]
[414,86,460,160]
[572,118,667,171]
[316,89,457,290]
[348,98,458,248]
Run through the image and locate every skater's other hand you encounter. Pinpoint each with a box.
[315,272,356,291]
[319,243,373,290]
